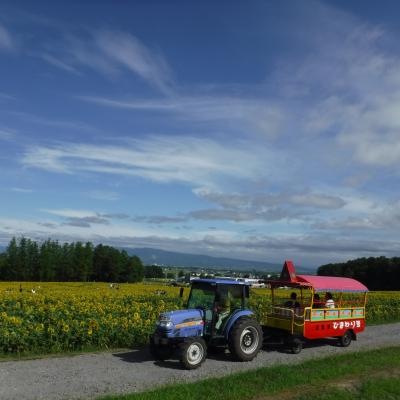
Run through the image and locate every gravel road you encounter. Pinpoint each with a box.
[1,323,399,400]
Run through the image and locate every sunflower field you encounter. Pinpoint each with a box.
[0,282,184,354]
[0,282,399,355]
[363,291,400,323]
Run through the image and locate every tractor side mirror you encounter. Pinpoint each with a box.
[179,287,184,298]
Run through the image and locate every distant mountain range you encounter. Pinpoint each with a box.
[126,247,315,273]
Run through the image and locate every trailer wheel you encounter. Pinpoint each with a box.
[179,338,207,369]
[228,318,263,361]
[339,330,352,347]
[149,339,173,361]
[290,338,303,354]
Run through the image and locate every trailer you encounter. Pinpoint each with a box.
[262,261,368,353]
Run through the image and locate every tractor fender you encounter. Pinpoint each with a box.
[223,310,254,340]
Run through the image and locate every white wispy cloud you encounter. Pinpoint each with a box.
[76,6,400,165]
[0,92,15,101]
[289,193,345,209]
[314,200,400,231]
[0,23,13,50]
[78,94,285,138]
[42,209,98,218]
[6,110,95,131]
[284,5,400,169]
[23,147,71,173]
[0,128,16,141]
[0,216,157,241]
[189,189,346,222]
[41,209,118,228]
[94,30,173,93]
[41,209,131,223]
[11,187,33,193]
[132,215,188,224]
[133,189,347,224]
[40,53,81,75]
[22,136,281,188]
[86,191,120,201]
[42,30,173,93]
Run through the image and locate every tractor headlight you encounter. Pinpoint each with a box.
[156,315,173,329]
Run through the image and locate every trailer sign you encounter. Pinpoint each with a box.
[333,320,361,330]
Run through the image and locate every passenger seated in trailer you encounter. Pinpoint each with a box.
[325,292,335,308]
[313,293,324,308]
[284,292,300,308]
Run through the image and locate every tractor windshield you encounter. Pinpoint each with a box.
[218,285,246,311]
[187,283,216,310]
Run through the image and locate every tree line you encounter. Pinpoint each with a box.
[318,256,400,290]
[0,237,145,283]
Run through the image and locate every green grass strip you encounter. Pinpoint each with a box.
[100,346,400,400]
[295,376,400,400]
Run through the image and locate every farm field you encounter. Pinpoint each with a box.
[0,281,399,355]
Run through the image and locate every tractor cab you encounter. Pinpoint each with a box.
[187,279,250,339]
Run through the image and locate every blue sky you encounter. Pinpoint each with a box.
[1,0,400,267]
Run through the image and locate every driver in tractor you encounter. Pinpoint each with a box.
[215,292,232,331]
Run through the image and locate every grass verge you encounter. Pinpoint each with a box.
[294,375,400,400]
[99,346,400,400]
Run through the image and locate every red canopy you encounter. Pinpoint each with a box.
[296,275,368,292]
[268,261,369,292]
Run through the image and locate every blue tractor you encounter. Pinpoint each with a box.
[149,279,263,369]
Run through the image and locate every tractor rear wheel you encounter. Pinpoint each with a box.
[228,318,263,361]
[179,337,207,369]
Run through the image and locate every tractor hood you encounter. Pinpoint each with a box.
[156,309,205,338]
[161,308,204,324]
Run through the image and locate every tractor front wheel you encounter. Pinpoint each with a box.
[179,338,207,369]
[149,339,174,361]
[228,318,263,361]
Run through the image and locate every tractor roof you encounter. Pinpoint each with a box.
[191,278,249,286]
